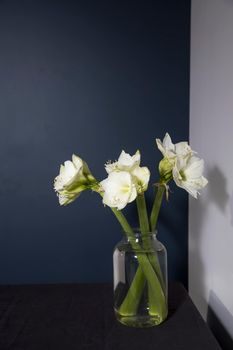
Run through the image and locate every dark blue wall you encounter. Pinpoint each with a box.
[0,1,190,285]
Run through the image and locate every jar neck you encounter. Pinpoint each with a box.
[123,229,158,243]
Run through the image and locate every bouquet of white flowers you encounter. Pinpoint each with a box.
[54,133,208,327]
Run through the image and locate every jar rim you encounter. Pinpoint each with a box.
[122,227,158,236]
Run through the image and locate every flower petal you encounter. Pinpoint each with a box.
[156,133,175,158]
[175,142,192,157]
[172,155,208,198]
[72,154,83,171]
[163,133,174,151]
[128,185,137,203]
[105,161,118,174]
[184,157,204,179]
[100,171,136,209]
[156,138,166,156]
[117,150,140,170]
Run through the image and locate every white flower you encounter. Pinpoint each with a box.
[156,134,208,196]
[156,133,197,183]
[54,155,82,192]
[156,133,193,159]
[105,150,140,174]
[100,171,137,210]
[54,154,96,205]
[105,150,150,194]
[172,155,208,198]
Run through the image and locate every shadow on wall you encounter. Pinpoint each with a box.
[189,165,229,315]
[230,190,233,227]
[190,164,233,349]
[207,290,233,350]
[207,166,229,215]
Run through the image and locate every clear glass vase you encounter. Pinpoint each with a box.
[113,230,168,327]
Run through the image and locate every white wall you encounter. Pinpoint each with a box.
[190,0,233,347]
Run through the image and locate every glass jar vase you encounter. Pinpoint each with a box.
[113,230,168,327]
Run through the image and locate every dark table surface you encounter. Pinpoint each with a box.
[0,282,221,350]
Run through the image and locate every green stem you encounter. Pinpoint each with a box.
[117,265,146,316]
[97,193,145,314]
[136,194,166,315]
[150,184,165,232]
[110,208,134,235]
[136,192,165,289]
[110,208,144,314]
[136,194,150,233]
[135,253,167,318]
[136,194,158,316]
[117,195,150,316]
[120,185,167,317]
[111,207,166,318]
[149,184,167,293]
